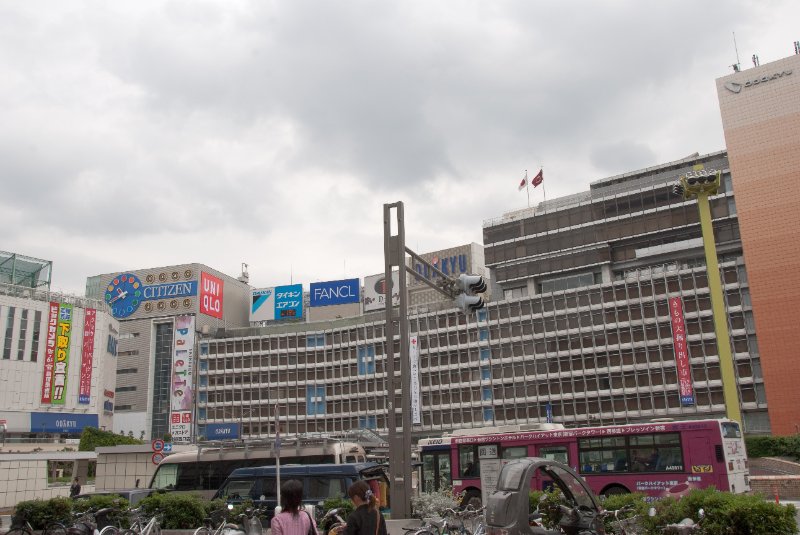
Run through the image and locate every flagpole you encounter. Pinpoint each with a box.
[525,169,530,208]
[540,165,546,209]
[274,402,281,510]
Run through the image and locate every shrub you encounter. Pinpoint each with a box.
[72,494,131,529]
[410,487,460,519]
[79,427,143,451]
[138,492,208,529]
[320,496,353,528]
[14,497,73,529]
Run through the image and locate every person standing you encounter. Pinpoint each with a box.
[343,481,387,535]
[69,477,81,498]
[271,480,318,535]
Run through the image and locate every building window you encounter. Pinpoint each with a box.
[482,386,493,401]
[115,386,137,392]
[480,348,491,361]
[358,345,375,375]
[107,335,117,356]
[47,460,74,486]
[306,385,326,415]
[307,334,325,348]
[503,287,528,300]
[17,309,28,360]
[538,272,599,294]
[3,307,15,360]
[479,328,489,341]
[117,368,138,374]
[477,309,488,322]
[483,407,494,423]
[358,415,377,429]
[29,310,41,362]
[481,366,491,380]
[118,350,139,357]
[115,405,133,411]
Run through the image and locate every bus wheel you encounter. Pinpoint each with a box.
[601,485,629,497]
[462,490,482,509]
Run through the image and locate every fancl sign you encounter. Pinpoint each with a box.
[310,278,360,307]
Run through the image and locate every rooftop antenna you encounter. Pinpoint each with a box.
[732,32,741,72]
[752,54,760,67]
[238,263,249,284]
[794,41,800,55]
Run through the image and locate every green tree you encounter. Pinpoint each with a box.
[79,427,144,451]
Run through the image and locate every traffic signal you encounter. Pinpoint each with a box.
[672,183,685,197]
[454,274,486,313]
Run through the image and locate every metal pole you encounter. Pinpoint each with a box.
[696,192,742,423]
[383,202,412,518]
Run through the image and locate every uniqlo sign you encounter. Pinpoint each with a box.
[200,272,224,319]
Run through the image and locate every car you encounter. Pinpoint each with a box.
[74,488,155,506]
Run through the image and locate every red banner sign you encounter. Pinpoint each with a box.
[40,302,60,404]
[200,271,224,319]
[78,309,96,404]
[669,297,695,406]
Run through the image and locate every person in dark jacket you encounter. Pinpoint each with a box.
[343,481,387,535]
[70,477,81,498]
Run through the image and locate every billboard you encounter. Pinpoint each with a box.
[200,271,224,319]
[310,278,360,307]
[363,272,400,312]
[78,308,96,404]
[669,297,695,406]
[410,335,421,424]
[250,284,304,321]
[205,422,240,439]
[51,303,74,405]
[104,272,197,319]
[40,302,60,404]
[30,412,98,434]
[171,315,195,443]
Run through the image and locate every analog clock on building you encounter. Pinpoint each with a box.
[105,273,143,318]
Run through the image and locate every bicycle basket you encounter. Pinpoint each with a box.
[210,508,229,525]
[612,516,643,534]
[10,511,28,529]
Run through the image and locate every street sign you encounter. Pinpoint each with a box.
[151,439,165,452]
[163,443,173,453]
[151,452,165,465]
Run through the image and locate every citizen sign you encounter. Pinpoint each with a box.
[724,69,792,93]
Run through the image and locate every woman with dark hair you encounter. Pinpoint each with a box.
[343,481,387,535]
[271,479,318,535]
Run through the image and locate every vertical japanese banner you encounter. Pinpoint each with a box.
[51,303,74,405]
[40,302,60,404]
[409,335,421,424]
[78,309,96,404]
[670,297,695,406]
[170,315,195,443]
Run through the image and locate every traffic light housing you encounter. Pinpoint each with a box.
[454,274,486,313]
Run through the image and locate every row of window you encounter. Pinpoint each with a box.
[1,306,42,361]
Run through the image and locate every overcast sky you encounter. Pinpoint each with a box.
[2,1,798,295]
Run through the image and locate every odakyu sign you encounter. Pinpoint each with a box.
[310,278,360,307]
[31,412,98,434]
[104,273,198,319]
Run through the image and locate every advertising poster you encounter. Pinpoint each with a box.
[171,315,195,443]
[200,271,224,319]
[51,303,74,405]
[363,272,400,312]
[40,301,60,404]
[78,308,96,404]
[275,284,303,320]
[410,335,421,424]
[250,288,275,322]
[310,278,360,307]
[669,297,695,406]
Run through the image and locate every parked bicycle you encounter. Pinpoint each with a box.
[319,508,348,535]
[6,511,66,535]
[41,507,119,535]
[193,505,245,535]
[121,508,162,535]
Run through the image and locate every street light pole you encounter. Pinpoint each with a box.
[677,170,742,423]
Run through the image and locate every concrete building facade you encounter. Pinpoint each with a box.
[86,263,251,441]
[717,52,800,435]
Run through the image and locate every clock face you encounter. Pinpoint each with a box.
[105,273,144,318]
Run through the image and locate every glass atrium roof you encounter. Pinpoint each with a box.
[0,250,52,289]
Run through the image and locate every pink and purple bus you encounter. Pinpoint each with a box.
[417,418,748,505]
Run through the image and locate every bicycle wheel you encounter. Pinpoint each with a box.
[5,528,33,535]
[193,527,212,535]
[43,522,68,535]
[99,527,121,535]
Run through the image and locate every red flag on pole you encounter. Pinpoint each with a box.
[531,169,544,188]
[518,171,528,191]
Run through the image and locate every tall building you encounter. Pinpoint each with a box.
[86,264,251,441]
[716,52,800,435]
[198,150,769,437]
[1,251,117,439]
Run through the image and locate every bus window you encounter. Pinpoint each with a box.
[629,433,683,472]
[502,446,527,459]
[307,476,348,500]
[539,446,568,464]
[578,437,627,473]
[459,445,480,477]
[219,478,257,500]
[151,464,178,490]
[721,422,741,439]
